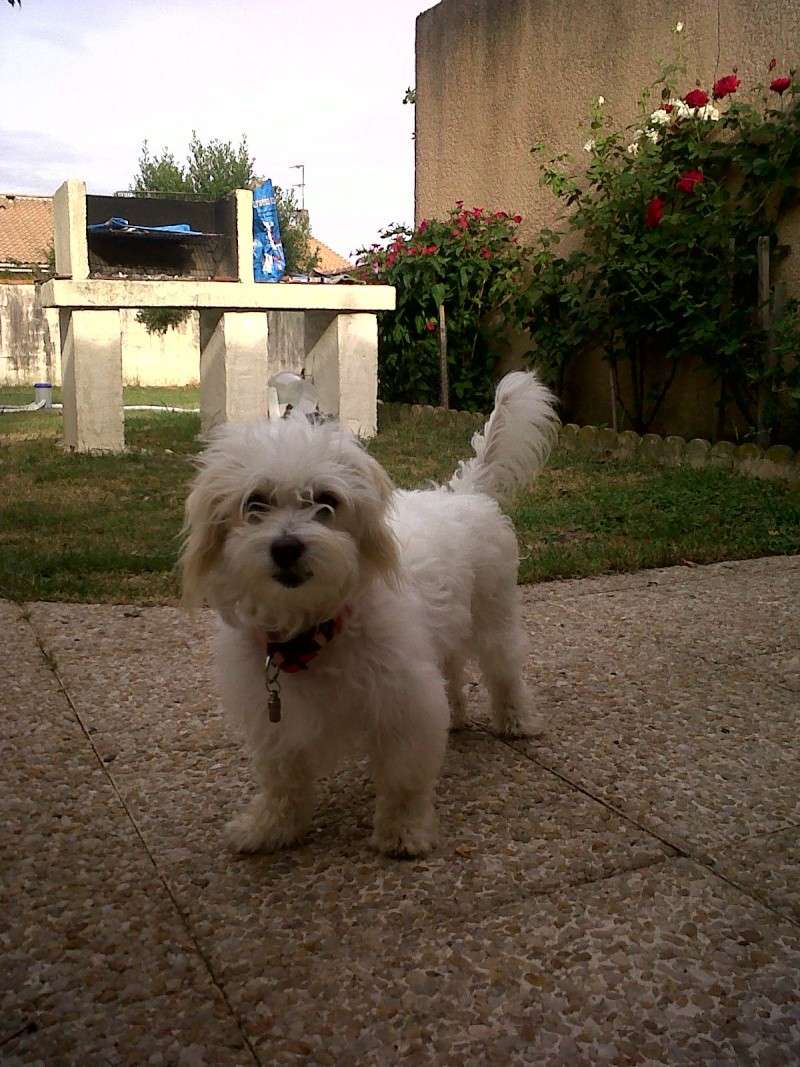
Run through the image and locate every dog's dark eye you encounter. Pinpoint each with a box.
[313,491,338,522]
[243,491,271,521]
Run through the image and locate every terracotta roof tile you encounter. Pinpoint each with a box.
[0,195,53,265]
[309,237,353,274]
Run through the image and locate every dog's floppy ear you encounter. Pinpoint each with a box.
[355,451,401,585]
[179,477,228,610]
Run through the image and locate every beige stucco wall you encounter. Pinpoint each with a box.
[415,0,800,436]
[0,286,313,389]
[115,309,200,387]
[0,283,59,385]
[0,284,201,387]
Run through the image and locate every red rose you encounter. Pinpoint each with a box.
[456,211,469,229]
[713,73,740,99]
[664,103,674,113]
[455,200,464,208]
[386,250,398,268]
[512,214,523,223]
[471,206,484,218]
[676,168,705,194]
[770,76,792,94]
[480,247,492,260]
[645,195,665,229]
[423,244,438,255]
[424,319,437,332]
[683,88,709,108]
[418,218,429,234]
[493,210,508,219]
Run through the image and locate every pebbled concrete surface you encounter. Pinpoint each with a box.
[2,555,799,1065]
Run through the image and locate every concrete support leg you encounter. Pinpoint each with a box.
[304,312,378,438]
[59,309,124,453]
[199,312,269,434]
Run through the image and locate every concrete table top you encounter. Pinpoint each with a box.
[2,555,799,1064]
[40,279,396,312]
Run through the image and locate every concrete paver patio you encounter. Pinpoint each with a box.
[2,555,799,1065]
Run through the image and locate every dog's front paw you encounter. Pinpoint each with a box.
[225,795,308,855]
[371,818,437,860]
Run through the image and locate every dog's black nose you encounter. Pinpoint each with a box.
[270,535,305,569]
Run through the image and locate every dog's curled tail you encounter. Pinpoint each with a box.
[447,371,560,503]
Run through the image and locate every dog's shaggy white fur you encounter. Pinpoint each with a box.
[181,371,559,858]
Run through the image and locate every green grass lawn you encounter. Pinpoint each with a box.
[0,385,199,441]
[1,388,798,603]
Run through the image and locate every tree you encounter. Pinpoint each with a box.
[131,145,187,196]
[131,132,317,332]
[274,185,318,277]
[133,132,256,200]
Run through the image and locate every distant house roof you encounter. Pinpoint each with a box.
[0,192,352,274]
[309,237,352,274]
[0,195,53,266]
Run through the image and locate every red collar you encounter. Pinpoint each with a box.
[257,610,349,674]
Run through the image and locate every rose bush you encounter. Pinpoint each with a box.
[355,205,530,409]
[521,57,800,438]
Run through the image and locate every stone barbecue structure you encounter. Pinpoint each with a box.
[40,181,394,451]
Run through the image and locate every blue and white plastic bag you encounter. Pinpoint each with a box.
[252,179,286,282]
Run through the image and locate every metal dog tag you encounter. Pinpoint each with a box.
[264,656,282,723]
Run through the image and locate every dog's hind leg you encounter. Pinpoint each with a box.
[445,655,468,730]
[473,572,545,739]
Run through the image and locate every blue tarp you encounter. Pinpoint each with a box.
[87,217,207,236]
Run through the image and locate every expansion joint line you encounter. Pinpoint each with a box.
[500,736,800,932]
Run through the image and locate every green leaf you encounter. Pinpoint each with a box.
[430,283,446,308]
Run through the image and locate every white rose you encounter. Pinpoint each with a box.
[696,104,720,121]
[675,20,684,33]
[650,108,672,126]
[676,100,693,119]
[597,96,605,106]
[626,142,640,157]
[645,129,659,144]
[583,138,596,152]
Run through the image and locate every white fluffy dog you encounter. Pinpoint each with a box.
[181,372,559,859]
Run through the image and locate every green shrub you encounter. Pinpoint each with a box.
[521,57,800,437]
[356,206,531,411]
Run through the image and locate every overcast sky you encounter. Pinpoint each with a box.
[0,0,431,260]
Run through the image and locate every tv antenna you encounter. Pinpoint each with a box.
[290,163,305,210]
